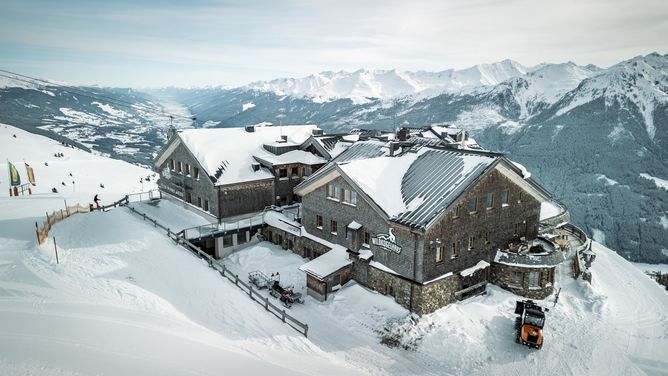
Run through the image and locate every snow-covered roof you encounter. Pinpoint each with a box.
[254,150,327,167]
[299,246,351,279]
[460,260,490,277]
[338,148,497,229]
[347,221,362,230]
[177,125,318,185]
[493,248,564,268]
[331,140,388,163]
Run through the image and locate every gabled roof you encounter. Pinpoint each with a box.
[296,145,552,231]
[338,148,497,228]
[175,124,318,186]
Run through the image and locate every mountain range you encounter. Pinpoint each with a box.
[0,52,666,264]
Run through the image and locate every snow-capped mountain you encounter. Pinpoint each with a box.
[553,52,668,139]
[0,82,192,166]
[245,59,528,103]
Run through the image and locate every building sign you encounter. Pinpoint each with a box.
[371,228,402,254]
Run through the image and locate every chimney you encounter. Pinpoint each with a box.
[251,163,261,172]
[398,128,409,141]
[281,135,288,141]
[312,128,324,136]
[389,141,399,157]
[245,125,255,133]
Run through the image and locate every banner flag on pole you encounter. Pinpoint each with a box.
[25,163,36,185]
[8,161,21,186]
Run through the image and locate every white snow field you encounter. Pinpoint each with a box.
[1,124,667,375]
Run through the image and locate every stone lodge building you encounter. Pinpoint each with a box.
[294,144,555,314]
[153,124,327,221]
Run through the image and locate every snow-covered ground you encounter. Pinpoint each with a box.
[1,124,667,375]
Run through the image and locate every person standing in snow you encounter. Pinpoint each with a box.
[93,194,101,208]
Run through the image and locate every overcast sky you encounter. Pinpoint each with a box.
[1,0,666,87]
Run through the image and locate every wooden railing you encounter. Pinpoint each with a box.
[36,203,90,245]
[127,206,309,337]
[556,222,591,279]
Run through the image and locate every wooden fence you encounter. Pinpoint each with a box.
[36,203,90,245]
[127,206,309,337]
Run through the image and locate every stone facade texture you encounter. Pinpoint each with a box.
[490,263,555,299]
[299,165,544,314]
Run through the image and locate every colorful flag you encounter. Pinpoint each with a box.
[8,161,21,186]
[25,163,36,185]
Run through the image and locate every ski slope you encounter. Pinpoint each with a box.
[1,124,667,375]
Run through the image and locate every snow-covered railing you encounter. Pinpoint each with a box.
[182,214,265,240]
[36,203,90,245]
[556,222,590,279]
[126,189,161,204]
[127,206,309,337]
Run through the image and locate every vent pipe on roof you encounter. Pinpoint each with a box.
[251,163,261,172]
[389,141,399,157]
[312,129,324,136]
[245,125,255,133]
[281,135,288,141]
[398,128,409,141]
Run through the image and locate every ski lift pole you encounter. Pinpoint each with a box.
[53,237,59,264]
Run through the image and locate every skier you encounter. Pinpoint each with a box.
[93,194,101,208]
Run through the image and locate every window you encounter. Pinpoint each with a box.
[342,189,357,205]
[304,166,312,176]
[501,190,509,206]
[316,215,323,229]
[279,168,287,178]
[177,161,182,173]
[330,220,338,234]
[327,184,340,201]
[334,186,341,201]
[517,192,523,203]
[363,231,370,246]
[511,271,523,286]
[184,163,190,176]
[528,271,540,287]
[185,192,192,203]
[197,197,202,207]
[169,159,175,171]
[436,244,445,263]
[451,241,459,258]
[484,231,490,244]
[468,236,475,250]
[291,167,299,178]
[468,197,477,213]
[194,167,200,180]
[453,205,461,218]
[486,192,494,209]
[204,200,209,211]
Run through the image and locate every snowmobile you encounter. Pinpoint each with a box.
[269,280,304,308]
[514,299,548,349]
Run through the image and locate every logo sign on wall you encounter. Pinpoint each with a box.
[371,227,402,254]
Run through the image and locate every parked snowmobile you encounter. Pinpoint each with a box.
[514,300,548,349]
[270,280,304,308]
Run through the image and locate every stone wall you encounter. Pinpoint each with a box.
[363,261,462,315]
[490,263,555,300]
[300,175,424,282]
[423,168,542,282]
